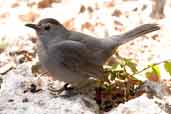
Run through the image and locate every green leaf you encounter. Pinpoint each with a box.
[145,64,161,81]
[111,63,123,71]
[146,71,160,81]
[151,64,160,77]
[164,61,171,76]
[124,59,138,73]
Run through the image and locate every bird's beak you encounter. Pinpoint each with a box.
[25,24,39,30]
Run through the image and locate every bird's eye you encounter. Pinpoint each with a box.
[44,25,50,31]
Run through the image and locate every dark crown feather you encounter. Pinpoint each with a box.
[38,18,61,25]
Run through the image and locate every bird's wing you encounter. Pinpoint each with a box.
[49,40,104,79]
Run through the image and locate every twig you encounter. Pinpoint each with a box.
[131,59,171,76]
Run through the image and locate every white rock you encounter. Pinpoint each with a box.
[106,94,167,114]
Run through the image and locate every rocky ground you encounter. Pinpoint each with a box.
[1,0,171,114]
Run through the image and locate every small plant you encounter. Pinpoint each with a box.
[97,56,171,112]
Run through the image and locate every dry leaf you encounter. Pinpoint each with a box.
[81,22,94,31]
[19,11,39,22]
[63,18,74,30]
[112,9,122,17]
[38,0,57,8]
[79,5,86,13]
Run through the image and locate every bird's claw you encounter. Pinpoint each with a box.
[48,83,78,97]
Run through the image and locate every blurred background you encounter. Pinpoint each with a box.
[0,0,171,79]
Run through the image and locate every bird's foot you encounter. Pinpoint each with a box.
[48,83,79,97]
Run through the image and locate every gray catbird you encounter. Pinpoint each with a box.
[25,18,160,89]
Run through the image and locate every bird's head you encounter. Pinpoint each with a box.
[25,18,69,43]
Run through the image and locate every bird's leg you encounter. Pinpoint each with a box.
[73,79,100,98]
[48,79,103,97]
[48,82,79,97]
[48,83,68,96]
[48,82,67,96]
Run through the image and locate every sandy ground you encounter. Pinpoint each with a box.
[0,0,171,114]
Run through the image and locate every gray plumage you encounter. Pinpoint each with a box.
[25,18,160,85]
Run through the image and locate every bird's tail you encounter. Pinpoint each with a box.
[111,24,160,46]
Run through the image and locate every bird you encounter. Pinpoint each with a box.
[25,18,160,93]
